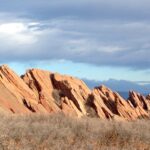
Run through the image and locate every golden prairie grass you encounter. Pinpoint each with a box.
[0,113,149,150]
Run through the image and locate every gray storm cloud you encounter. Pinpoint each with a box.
[0,0,149,69]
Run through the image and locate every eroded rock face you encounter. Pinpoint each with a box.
[127,91,150,118]
[0,65,149,120]
[22,69,61,113]
[91,86,150,120]
[0,65,46,114]
[51,73,91,115]
[128,91,150,110]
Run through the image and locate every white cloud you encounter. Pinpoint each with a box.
[0,23,25,34]
[0,22,38,44]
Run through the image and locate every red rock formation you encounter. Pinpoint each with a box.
[0,65,149,121]
[0,65,46,114]
[127,91,150,118]
[22,69,91,117]
[51,73,91,115]
[128,91,150,110]
[22,69,61,113]
[91,86,149,120]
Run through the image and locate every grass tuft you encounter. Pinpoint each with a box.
[0,114,149,150]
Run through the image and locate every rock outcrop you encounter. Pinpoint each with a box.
[0,65,149,121]
[91,86,149,120]
[0,65,48,114]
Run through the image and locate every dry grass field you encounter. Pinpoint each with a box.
[0,113,150,150]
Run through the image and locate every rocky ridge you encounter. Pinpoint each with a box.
[0,65,149,120]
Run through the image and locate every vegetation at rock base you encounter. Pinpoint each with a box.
[0,113,150,150]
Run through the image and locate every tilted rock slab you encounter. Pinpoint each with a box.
[0,65,149,120]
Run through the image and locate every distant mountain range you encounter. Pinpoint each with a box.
[83,78,150,98]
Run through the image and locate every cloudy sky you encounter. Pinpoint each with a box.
[0,0,150,82]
